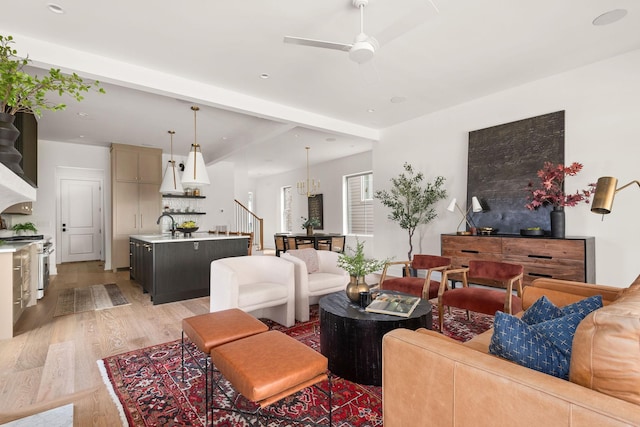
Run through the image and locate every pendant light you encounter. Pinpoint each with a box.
[182,105,210,186]
[159,130,184,194]
[296,146,319,197]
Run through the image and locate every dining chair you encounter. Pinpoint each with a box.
[438,260,524,332]
[379,254,452,300]
[274,234,287,256]
[330,236,345,253]
[316,236,332,251]
[294,236,315,249]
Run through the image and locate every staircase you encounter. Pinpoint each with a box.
[234,199,263,253]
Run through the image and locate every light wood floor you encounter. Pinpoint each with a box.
[0,261,211,426]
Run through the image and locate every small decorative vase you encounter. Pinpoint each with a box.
[346,276,370,303]
[0,113,23,175]
[306,226,313,236]
[550,206,565,238]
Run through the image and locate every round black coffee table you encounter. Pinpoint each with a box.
[319,290,432,386]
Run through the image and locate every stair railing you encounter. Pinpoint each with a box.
[234,199,263,252]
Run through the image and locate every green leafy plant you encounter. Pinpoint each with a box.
[0,34,104,116]
[301,216,320,229]
[337,239,389,278]
[374,162,447,261]
[11,222,37,233]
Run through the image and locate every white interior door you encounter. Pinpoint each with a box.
[60,179,102,263]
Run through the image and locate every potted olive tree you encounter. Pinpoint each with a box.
[375,162,447,262]
[0,34,104,174]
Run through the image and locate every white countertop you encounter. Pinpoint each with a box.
[129,232,249,244]
[0,241,34,253]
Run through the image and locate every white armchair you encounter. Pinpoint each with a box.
[282,249,349,322]
[210,255,295,327]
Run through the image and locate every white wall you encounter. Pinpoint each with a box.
[374,49,640,286]
[253,150,373,253]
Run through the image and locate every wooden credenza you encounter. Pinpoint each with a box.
[441,234,595,287]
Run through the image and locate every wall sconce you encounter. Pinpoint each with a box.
[182,106,211,186]
[591,176,639,215]
[159,130,184,195]
[447,196,482,235]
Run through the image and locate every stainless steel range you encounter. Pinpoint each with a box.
[3,235,54,299]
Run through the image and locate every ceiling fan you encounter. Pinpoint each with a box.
[283,0,439,65]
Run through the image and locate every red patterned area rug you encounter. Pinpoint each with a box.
[98,304,492,426]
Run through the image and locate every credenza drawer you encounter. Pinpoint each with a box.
[502,239,585,260]
[441,234,595,288]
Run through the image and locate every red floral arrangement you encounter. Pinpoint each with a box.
[525,162,595,210]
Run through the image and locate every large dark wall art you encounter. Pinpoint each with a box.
[467,111,565,235]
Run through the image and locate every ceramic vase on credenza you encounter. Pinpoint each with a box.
[550,206,565,238]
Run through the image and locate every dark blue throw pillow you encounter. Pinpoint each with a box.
[490,311,582,379]
[490,312,570,379]
[561,294,603,318]
[521,296,564,325]
[491,295,604,379]
[521,295,603,325]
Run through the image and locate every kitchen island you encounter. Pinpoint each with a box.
[129,232,249,304]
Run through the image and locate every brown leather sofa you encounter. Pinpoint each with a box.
[382,275,640,427]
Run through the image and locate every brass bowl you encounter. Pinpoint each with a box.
[478,227,495,235]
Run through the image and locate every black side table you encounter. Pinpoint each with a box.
[319,290,432,386]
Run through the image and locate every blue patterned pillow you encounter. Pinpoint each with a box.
[489,311,585,379]
[521,296,564,325]
[521,295,603,325]
[561,295,603,318]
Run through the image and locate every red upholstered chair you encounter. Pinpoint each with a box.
[379,255,452,300]
[438,260,524,332]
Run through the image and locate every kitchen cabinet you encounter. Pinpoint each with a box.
[129,234,248,304]
[0,243,37,340]
[441,234,595,288]
[111,144,162,270]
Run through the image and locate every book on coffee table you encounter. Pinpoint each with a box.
[365,293,421,317]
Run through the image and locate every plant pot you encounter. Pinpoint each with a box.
[0,113,23,175]
[550,206,565,239]
[306,226,314,236]
[346,276,370,303]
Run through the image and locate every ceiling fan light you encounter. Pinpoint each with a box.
[182,145,210,186]
[349,40,375,64]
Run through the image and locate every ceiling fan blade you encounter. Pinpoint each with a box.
[283,36,352,52]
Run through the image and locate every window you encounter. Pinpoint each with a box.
[281,186,292,232]
[346,172,374,235]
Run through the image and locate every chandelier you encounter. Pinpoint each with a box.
[297,146,319,198]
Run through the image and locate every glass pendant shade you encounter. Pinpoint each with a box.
[182,144,210,185]
[160,160,184,194]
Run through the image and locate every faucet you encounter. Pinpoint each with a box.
[157,212,176,236]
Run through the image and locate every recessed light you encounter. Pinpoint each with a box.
[390,96,407,104]
[221,136,228,140]
[259,73,270,79]
[77,112,89,117]
[47,3,65,14]
[593,9,627,26]
[367,108,376,113]
[79,135,85,138]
